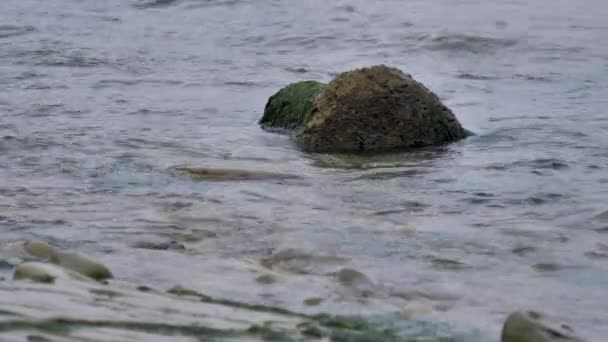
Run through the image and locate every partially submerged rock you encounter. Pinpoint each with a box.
[174,166,300,181]
[260,65,470,153]
[501,311,585,342]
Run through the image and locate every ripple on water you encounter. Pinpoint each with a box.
[132,0,181,9]
[422,33,518,54]
[0,25,36,39]
[91,79,182,89]
[484,158,570,172]
[12,47,108,68]
[456,72,500,81]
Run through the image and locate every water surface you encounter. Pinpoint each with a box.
[1,0,607,340]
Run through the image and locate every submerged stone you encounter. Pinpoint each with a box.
[260,65,470,153]
[174,166,300,181]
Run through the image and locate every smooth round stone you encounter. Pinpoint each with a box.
[13,262,68,283]
[501,311,585,342]
[51,252,112,281]
[23,240,57,260]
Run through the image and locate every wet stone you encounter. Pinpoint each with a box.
[512,246,537,256]
[255,274,278,285]
[23,240,57,260]
[13,262,67,283]
[51,252,112,281]
[501,311,585,342]
[261,65,470,153]
[303,297,324,306]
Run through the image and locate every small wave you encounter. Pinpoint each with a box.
[334,4,357,13]
[516,158,570,170]
[132,0,181,9]
[513,73,553,82]
[135,0,244,10]
[485,158,569,172]
[185,0,244,9]
[353,168,426,181]
[15,48,108,68]
[14,104,65,118]
[424,34,517,53]
[14,71,47,80]
[92,79,181,89]
[222,80,259,87]
[456,73,499,81]
[284,67,309,74]
[0,135,63,152]
[0,25,36,39]
[504,192,566,206]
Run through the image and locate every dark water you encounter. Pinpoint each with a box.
[1,0,608,340]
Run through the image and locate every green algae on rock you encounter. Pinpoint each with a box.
[260,81,327,131]
[260,65,470,153]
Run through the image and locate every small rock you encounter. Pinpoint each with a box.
[255,274,278,285]
[23,240,57,259]
[334,268,373,288]
[51,252,112,281]
[13,262,68,283]
[303,297,323,306]
[332,268,377,297]
[501,311,585,342]
[512,246,536,256]
[137,285,153,292]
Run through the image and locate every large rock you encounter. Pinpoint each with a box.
[501,311,585,342]
[260,65,470,153]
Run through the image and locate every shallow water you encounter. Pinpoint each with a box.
[1,0,608,340]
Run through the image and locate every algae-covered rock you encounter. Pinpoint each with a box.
[260,80,327,131]
[501,311,585,342]
[260,65,470,153]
